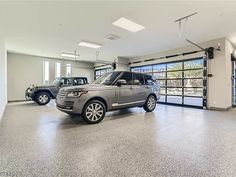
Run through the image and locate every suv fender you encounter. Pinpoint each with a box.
[34,89,54,100]
[83,96,108,112]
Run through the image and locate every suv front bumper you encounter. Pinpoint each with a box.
[25,88,35,100]
[56,96,85,114]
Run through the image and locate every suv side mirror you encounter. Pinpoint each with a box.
[116,79,127,87]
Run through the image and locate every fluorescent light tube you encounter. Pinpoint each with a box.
[78,41,102,49]
[112,17,145,33]
[61,53,79,58]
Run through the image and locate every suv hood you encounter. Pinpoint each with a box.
[61,84,113,92]
[35,84,57,89]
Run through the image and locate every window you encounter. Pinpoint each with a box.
[133,74,145,85]
[118,72,133,85]
[43,61,49,84]
[55,62,61,78]
[167,62,182,71]
[60,78,72,86]
[153,64,166,72]
[93,72,120,85]
[66,64,72,76]
[73,78,87,85]
[141,66,152,73]
[144,75,156,85]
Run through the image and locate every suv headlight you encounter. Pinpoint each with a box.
[67,91,87,97]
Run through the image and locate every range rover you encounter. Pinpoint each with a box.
[56,71,160,124]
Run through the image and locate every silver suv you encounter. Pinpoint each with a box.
[56,71,160,124]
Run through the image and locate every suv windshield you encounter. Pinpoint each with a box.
[53,78,61,84]
[92,72,120,85]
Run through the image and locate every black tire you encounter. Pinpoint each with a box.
[143,95,157,112]
[35,92,51,105]
[82,100,106,124]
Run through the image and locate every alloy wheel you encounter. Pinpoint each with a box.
[39,95,49,104]
[147,96,156,110]
[85,103,104,121]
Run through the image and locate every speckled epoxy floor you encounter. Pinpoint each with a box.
[1,101,236,177]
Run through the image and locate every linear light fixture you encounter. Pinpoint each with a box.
[61,53,79,58]
[112,17,145,33]
[78,41,102,49]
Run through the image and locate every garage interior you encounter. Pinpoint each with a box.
[1,1,236,177]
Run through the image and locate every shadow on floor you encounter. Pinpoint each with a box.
[58,108,142,128]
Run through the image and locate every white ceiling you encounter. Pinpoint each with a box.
[0,1,236,62]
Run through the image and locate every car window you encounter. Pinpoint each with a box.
[61,78,72,86]
[93,72,120,85]
[133,74,145,85]
[73,78,86,85]
[144,75,156,85]
[53,77,60,84]
[118,72,133,85]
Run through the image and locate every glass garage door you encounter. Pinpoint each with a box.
[131,58,207,108]
[233,60,236,106]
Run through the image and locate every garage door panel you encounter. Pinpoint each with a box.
[131,57,207,108]
[184,70,203,78]
[167,88,182,95]
[167,71,182,79]
[167,63,182,71]
[159,95,166,102]
[153,72,166,79]
[167,80,182,87]
[167,96,182,104]
[184,79,203,87]
[184,97,203,106]
[184,59,203,69]
[184,88,203,97]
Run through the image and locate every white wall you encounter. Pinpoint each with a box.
[129,37,233,109]
[0,39,7,118]
[7,53,94,101]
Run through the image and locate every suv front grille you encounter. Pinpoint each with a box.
[64,101,74,106]
[57,90,67,99]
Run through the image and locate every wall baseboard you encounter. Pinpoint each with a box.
[208,106,232,111]
[8,100,28,103]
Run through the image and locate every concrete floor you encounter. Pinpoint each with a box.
[1,101,236,177]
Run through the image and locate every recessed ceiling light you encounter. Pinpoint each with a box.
[61,53,79,58]
[112,17,145,33]
[78,41,102,49]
